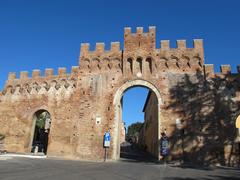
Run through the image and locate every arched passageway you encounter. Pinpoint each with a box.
[113,80,163,161]
[31,110,52,154]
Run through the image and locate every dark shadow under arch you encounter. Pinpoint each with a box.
[31,109,52,154]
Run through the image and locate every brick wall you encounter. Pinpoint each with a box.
[0,26,239,166]
[141,91,159,158]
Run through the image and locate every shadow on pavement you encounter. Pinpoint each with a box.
[120,142,158,163]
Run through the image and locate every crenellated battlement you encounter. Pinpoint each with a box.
[159,39,203,50]
[1,66,80,97]
[220,65,231,74]
[122,27,204,75]
[6,26,235,91]
[80,42,121,59]
[6,66,79,84]
[4,26,208,87]
[79,26,205,75]
[79,41,122,73]
[123,26,203,52]
[204,64,240,77]
[124,26,156,52]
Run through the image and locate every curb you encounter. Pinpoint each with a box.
[0,153,47,159]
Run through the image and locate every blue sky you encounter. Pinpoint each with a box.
[122,87,149,128]
[0,0,239,128]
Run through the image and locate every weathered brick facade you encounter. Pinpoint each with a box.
[140,91,159,158]
[0,26,239,166]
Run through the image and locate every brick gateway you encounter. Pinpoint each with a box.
[0,26,239,166]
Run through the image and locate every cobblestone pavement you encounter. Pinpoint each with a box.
[0,156,239,180]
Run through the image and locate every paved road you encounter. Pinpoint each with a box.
[120,142,157,162]
[0,156,239,180]
[0,143,239,180]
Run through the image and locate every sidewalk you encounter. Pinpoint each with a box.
[0,152,46,159]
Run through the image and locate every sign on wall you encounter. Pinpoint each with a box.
[104,132,111,148]
[96,117,101,125]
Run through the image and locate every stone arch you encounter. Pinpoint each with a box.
[50,80,58,90]
[190,55,202,68]
[81,58,90,70]
[158,57,168,71]
[31,82,41,94]
[181,55,191,68]
[60,79,68,89]
[102,57,111,70]
[193,55,202,67]
[42,81,50,91]
[69,78,77,89]
[13,84,22,95]
[170,55,180,69]
[23,83,31,94]
[5,85,13,95]
[111,58,121,72]
[178,55,191,72]
[91,58,101,71]
[113,79,163,160]
[29,108,52,154]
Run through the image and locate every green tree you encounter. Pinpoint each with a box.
[126,122,143,142]
[36,112,46,129]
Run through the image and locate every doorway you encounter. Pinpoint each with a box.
[113,80,163,161]
[31,110,51,154]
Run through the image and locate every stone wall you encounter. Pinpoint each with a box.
[120,122,126,144]
[0,26,239,166]
[141,91,159,157]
